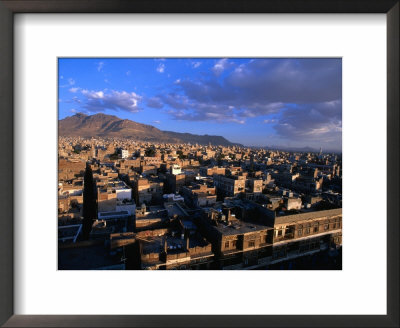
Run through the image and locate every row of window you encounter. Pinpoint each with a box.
[224,240,237,249]
[275,221,341,239]
[297,222,341,237]
[224,235,269,250]
[224,222,342,250]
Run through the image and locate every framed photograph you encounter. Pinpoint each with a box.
[0,1,398,327]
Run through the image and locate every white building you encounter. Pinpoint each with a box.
[163,193,185,202]
[121,149,129,159]
[171,164,182,175]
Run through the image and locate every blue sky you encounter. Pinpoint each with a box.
[58,58,342,151]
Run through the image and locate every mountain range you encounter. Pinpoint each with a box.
[59,113,239,147]
[263,145,341,154]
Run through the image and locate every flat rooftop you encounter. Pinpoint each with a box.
[140,232,209,255]
[99,210,130,218]
[214,220,271,236]
[136,209,168,221]
[164,202,188,217]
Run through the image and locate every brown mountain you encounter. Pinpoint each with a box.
[59,113,240,146]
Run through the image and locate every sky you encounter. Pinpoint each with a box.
[58,58,342,151]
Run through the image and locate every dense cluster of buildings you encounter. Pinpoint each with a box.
[58,137,342,270]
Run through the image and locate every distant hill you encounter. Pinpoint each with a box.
[264,145,341,154]
[59,113,240,147]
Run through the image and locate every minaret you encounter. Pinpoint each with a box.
[164,237,168,253]
[186,234,190,251]
[82,163,97,239]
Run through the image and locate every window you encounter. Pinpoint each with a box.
[232,240,237,248]
[305,227,310,234]
[225,241,230,248]
[298,229,303,236]
[313,225,319,233]
[333,223,336,229]
[324,224,329,231]
[277,230,283,236]
[248,240,255,248]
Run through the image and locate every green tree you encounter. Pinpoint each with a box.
[177,150,187,160]
[145,147,156,157]
[109,153,119,160]
[216,153,225,166]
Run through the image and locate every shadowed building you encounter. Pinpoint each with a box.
[82,163,98,239]
[181,183,217,208]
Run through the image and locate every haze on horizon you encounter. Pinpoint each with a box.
[58,58,342,151]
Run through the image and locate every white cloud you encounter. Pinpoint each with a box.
[77,89,142,113]
[69,87,79,93]
[161,58,341,149]
[212,58,232,76]
[97,61,104,72]
[152,120,161,124]
[156,63,165,73]
[263,119,277,124]
[191,61,202,68]
[59,78,76,88]
[81,90,104,99]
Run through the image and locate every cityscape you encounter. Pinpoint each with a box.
[58,58,342,270]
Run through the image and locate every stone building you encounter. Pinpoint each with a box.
[195,206,274,269]
[213,174,246,197]
[181,183,217,208]
[199,166,226,176]
[133,177,164,206]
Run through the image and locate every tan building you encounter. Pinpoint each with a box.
[135,204,169,231]
[270,208,342,262]
[199,166,226,176]
[165,173,189,193]
[246,178,263,193]
[213,174,246,197]
[134,177,164,205]
[196,207,274,269]
[181,184,217,208]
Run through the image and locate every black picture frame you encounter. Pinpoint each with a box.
[0,1,398,327]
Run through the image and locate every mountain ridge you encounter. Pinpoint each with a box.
[59,113,240,147]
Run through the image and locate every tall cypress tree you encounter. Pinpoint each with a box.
[82,163,97,239]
